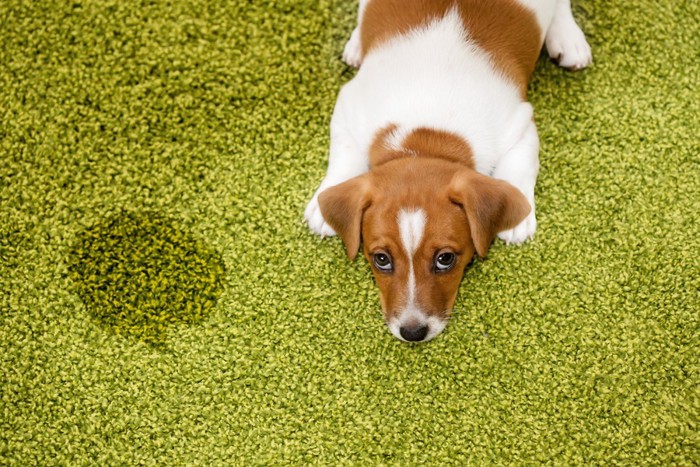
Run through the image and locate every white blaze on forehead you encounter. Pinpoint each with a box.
[398,209,426,306]
[391,208,446,342]
[398,209,426,257]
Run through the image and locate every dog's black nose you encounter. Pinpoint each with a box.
[400,324,428,342]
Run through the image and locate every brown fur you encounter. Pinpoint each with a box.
[360,0,541,96]
[318,140,530,323]
[370,125,475,168]
[318,0,538,333]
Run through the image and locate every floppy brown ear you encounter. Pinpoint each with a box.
[448,170,531,257]
[318,175,372,260]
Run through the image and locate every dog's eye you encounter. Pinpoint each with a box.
[373,252,393,272]
[435,252,456,272]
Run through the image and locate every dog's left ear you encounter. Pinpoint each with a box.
[448,169,530,257]
[318,175,372,260]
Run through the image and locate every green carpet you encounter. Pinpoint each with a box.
[1,0,698,463]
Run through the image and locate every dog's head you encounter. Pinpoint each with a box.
[319,158,529,342]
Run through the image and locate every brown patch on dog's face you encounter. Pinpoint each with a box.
[360,159,474,340]
[363,201,473,321]
[319,157,530,342]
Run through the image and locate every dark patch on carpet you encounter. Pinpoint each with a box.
[68,211,225,346]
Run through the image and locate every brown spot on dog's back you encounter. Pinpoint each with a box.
[369,125,475,168]
[402,128,475,168]
[361,0,542,94]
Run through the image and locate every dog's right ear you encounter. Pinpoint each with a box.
[448,169,530,258]
[318,175,372,260]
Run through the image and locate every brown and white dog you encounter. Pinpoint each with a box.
[304,0,592,342]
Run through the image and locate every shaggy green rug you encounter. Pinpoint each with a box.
[1,0,698,464]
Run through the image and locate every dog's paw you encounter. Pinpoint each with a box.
[304,191,337,237]
[342,27,363,68]
[546,21,592,70]
[498,211,537,245]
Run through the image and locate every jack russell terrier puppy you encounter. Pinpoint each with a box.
[304,0,592,342]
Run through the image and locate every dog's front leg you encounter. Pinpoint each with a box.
[493,108,540,244]
[304,89,368,237]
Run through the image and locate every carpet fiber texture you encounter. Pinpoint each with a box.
[1,0,698,464]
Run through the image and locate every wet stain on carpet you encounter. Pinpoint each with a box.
[68,211,226,346]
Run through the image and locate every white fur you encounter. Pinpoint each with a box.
[342,0,369,67]
[545,0,592,69]
[398,209,426,304]
[398,209,425,258]
[341,9,525,175]
[517,0,557,42]
[392,209,447,342]
[342,27,363,68]
[384,126,412,152]
[388,307,447,343]
[306,0,591,243]
[307,8,531,237]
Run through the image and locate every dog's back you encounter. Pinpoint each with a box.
[360,0,556,94]
[340,0,554,174]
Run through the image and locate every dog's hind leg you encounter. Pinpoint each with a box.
[545,0,592,70]
[342,0,369,68]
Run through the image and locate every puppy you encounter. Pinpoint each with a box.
[305,0,592,342]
